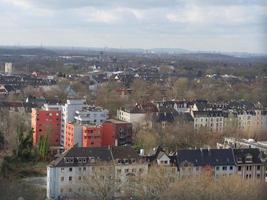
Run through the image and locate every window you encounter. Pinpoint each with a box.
[230,166,233,170]
[117,169,121,174]
[216,166,220,171]
[257,166,261,171]
[61,177,64,182]
[222,166,227,171]
[61,168,64,172]
[78,176,81,181]
[60,188,64,193]
[125,169,129,173]
[69,176,72,181]
[69,167,72,172]
[83,167,86,171]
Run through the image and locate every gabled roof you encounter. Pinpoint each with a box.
[177,149,235,167]
[49,147,113,167]
[49,146,142,168]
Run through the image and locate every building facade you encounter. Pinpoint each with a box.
[61,99,87,146]
[47,146,148,199]
[32,104,62,146]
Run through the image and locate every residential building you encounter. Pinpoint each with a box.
[64,123,83,150]
[102,119,132,146]
[61,99,86,146]
[32,104,62,146]
[237,110,267,134]
[47,146,148,199]
[117,103,157,129]
[233,148,267,181]
[177,149,236,179]
[192,111,227,133]
[82,124,102,148]
[74,105,109,125]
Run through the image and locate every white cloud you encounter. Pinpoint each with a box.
[166,5,261,25]
[2,0,32,9]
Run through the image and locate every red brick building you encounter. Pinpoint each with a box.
[102,119,132,146]
[32,108,61,146]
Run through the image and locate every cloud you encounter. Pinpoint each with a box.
[0,0,266,53]
[166,5,264,26]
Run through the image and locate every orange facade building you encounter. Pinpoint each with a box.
[32,108,61,146]
[82,125,102,147]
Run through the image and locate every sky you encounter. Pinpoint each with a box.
[0,0,266,53]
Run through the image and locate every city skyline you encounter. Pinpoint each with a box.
[0,0,266,53]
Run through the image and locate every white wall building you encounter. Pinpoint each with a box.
[47,146,148,199]
[61,99,87,146]
[74,105,109,125]
[192,111,226,133]
[117,109,146,129]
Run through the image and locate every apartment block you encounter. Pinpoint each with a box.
[32,104,62,146]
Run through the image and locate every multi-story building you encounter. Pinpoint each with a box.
[233,148,266,181]
[64,123,83,150]
[61,99,86,146]
[192,111,227,133]
[74,105,109,125]
[177,149,236,178]
[47,146,148,199]
[237,110,267,134]
[32,104,62,146]
[82,124,102,148]
[117,107,147,129]
[64,119,132,150]
[64,105,109,150]
[102,119,132,146]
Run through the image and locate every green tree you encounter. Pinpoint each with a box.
[16,128,34,160]
[38,135,49,161]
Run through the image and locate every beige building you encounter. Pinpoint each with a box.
[237,110,267,134]
[192,111,226,133]
[4,62,13,74]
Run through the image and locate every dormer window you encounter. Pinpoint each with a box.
[65,157,74,163]
[89,157,95,163]
[245,155,253,163]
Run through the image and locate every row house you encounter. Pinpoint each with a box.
[176,148,267,181]
[237,110,267,133]
[177,149,236,178]
[233,148,266,181]
[192,111,227,133]
[47,146,148,199]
